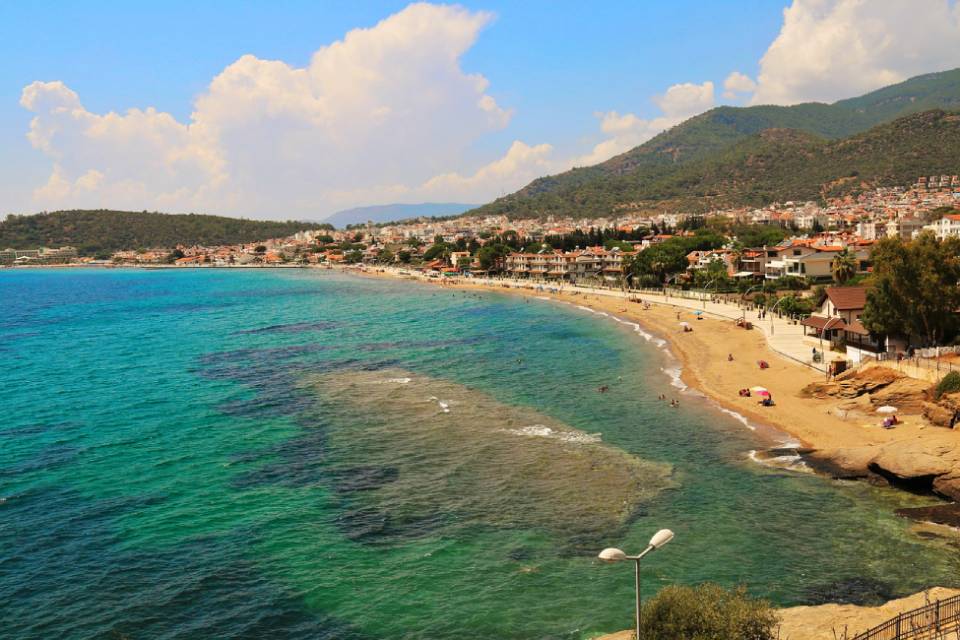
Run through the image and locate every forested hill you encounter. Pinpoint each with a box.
[0,210,331,254]
[602,110,960,212]
[468,67,960,219]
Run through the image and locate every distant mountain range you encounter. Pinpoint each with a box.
[0,210,331,255]
[467,67,960,219]
[324,202,478,228]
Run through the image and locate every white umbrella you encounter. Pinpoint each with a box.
[750,386,769,393]
[679,321,691,328]
[876,405,898,414]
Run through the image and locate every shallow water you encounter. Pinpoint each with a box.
[1,268,957,639]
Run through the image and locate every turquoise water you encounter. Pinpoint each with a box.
[2,268,958,639]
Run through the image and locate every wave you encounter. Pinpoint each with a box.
[747,449,811,473]
[572,303,668,348]
[717,407,757,431]
[504,424,602,445]
[660,364,687,390]
[367,377,412,385]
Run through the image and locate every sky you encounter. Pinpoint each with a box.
[2,0,960,220]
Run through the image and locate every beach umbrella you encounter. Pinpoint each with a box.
[756,390,771,397]
[876,405,898,414]
[679,321,691,328]
[694,310,704,316]
[750,386,769,393]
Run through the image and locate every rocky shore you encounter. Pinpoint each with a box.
[802,366,960,503]
[596,587,960,640]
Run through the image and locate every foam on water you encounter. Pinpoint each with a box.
[718,407,757,431]
[504,424,602,444]
[661,364,687,390]
[748,449,812,473]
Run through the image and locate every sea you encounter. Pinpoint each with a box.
[2,268,958,639]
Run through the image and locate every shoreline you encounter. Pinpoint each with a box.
[12,263,960,503]
[342,266,870,449]
[341,265,960,505]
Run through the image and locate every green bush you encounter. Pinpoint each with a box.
[640,583,778,640]
[935,371,960,399]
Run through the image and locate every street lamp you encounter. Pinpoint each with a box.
[598,529,675,640]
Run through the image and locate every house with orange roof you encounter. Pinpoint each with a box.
[766,242,869,281]
[800,286,885,362]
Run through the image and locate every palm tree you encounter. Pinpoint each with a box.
[831,248,856,284]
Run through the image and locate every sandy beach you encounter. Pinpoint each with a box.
[340,266,960,511]
[349,268,921,449]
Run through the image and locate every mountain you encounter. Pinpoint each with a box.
[613,110,960,212]
[325,202,478,228]
[0,210,332,255]
[468,68,960,219]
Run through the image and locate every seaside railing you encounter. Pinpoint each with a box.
[849,594,960,640]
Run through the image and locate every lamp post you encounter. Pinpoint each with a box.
[820,315,842,354]
[598,529,675,640]
[768,295,788,336]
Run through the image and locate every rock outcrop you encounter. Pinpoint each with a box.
[809,437,960,501]
[800,366,901,400]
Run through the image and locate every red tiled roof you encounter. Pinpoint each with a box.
[801,315,846,331]
[826,286,868,311]
[845,319,871,336]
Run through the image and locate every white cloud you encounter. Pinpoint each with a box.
[574,81,715,167]
[722,71,757,99]
[321,140,556,206]
[418,141,555,201]
[21,3,516,217]
[653,81,715,118]
[751,0,960,105]
[21,80,225,210]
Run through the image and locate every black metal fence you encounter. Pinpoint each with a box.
[851,595,960,640]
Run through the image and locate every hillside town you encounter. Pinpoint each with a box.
[5,176,957,272]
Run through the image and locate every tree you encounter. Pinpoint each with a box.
[640,583,778,640]
[831,248,856,284]
[164,248,185,263]
[344,250,363,264]
[603,238,634,251]
[861,233,960,346]
[422,243,451,262]
[476,243,510,272]
[378,249,395,264]
[397,250,412,264]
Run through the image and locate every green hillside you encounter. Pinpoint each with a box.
[0,210,331,255]
[472,68,960,219]
[475,110,960,218]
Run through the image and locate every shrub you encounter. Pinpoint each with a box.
[640,583,778,640]
[935,371,960,399]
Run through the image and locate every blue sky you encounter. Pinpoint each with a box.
[3,1,959,219]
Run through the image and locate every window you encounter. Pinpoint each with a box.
[793,249,802,256]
